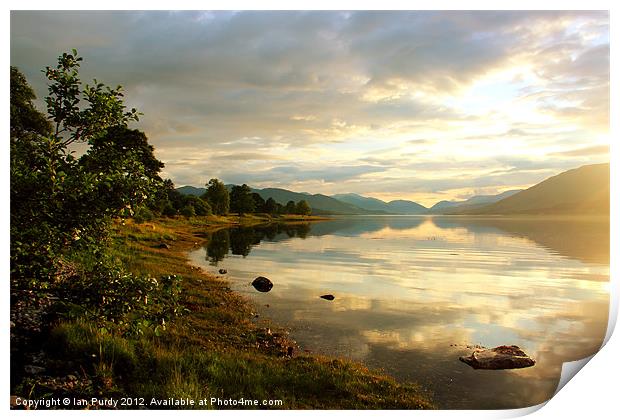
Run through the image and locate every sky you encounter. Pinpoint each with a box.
[10,10,610,207]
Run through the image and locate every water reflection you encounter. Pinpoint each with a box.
[190,216,609,409]
[204,223,312,264]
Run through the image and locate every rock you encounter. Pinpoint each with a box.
[459,345,535,370]
[24,365,45,375]
[218,268,227,274]
[252,276,273,292]
[156,243,171,249]
[320,294,335,301]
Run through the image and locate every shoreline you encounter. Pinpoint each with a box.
[11,215,433,409]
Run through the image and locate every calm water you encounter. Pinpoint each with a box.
[189,216,609,409]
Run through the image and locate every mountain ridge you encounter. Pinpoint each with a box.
[175,163,609,215]
[455,163,609,215]
[332,193,427,214]
[429,190,522,214]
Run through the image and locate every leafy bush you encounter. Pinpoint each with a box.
[184,195,211,216]
[10,52,181,337]
[54,257,185,336]
[161,202,177,217]
[180,204,196,218]
[133,207,155,224]
[11,52,164,287]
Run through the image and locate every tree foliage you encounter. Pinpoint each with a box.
[10,66,52,140]
[10,52,179,334]
[264,197,278,214]
[230,184,255,215]
[295,200,312,216]
[11,52,160,285]
[252,192,266,213]
[203,178,229,215]
[284,200,297,214]
[43,49,140,147]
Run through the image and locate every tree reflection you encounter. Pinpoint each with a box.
[205,223,313,261]
[205,229,230,265]
[229,227,263,257]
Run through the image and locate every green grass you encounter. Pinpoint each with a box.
[45,320,431,409]
[20,217,433,409]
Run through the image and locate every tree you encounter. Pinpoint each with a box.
[295,200,312,216]
[252,193,266,213]
[203,178,229,215]
[10,51,160,285]
[10,66,52,140]
[78,126,164,219]
[161,202,177,217]
[10,52,184,339]
[205,230,230,265]
[183,195,211,216]
[230,184,255,215]
[81,126,163,179]
[284,200,296,214]
[43,49,140,147]
[180,204,196,218]
[11,67,57,281]
[264,197,277,214]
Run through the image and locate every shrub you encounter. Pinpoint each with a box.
[180,204,196,218]
[53,257,185,336]
[133,207,155,224]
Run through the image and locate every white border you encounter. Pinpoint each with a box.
[3,1,617,419]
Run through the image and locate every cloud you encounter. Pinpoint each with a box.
[219,164,388,185]
[10,11,609,205]
[550,145,609,157]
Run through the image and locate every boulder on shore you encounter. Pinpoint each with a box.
[218,268,227,274]
[459,345,535,370]
[252,276,273,292]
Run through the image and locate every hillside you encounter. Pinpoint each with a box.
[176,163,609,216]
[432,190,522,214]
[254,188,370,214]
[463,163,609,215]
[176,185,206,196]
[333,193,427,214]
[177,185,369,214]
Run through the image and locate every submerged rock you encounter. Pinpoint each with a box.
[459,345,535,370]
[252,276,273,292]
[320,294,335,301]
[218,268,227,274]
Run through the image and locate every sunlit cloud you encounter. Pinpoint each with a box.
[10,10,609,207]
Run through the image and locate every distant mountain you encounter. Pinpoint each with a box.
[459,163,609,215]
[385,199,428,214]
[431,190,522,214]
[175,163,608,216]
[332,193,391,213]
[333,193,427,214]
[177,185,370,214]
[177,185,206,196]
[253,188,370,214]
[427,200,460,212]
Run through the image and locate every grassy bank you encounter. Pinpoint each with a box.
[12,216,432,409]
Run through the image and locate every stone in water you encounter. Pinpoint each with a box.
[459,345,535,370]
